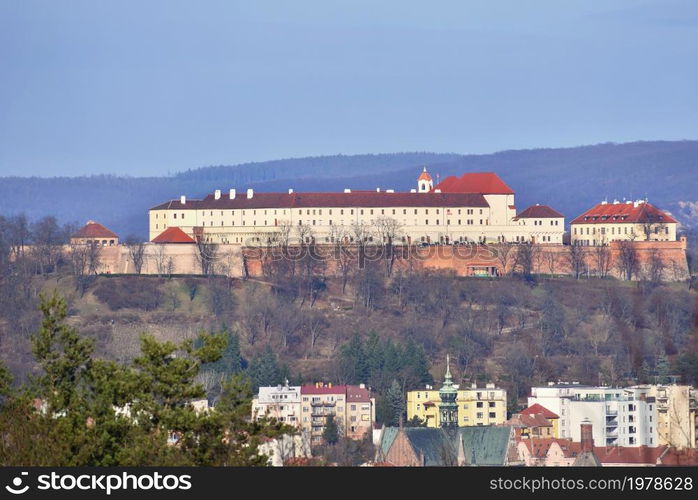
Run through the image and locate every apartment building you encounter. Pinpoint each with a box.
[299,383,375,445]
[407,383,508,428]
[251,381,301,427]
[528,383,658,447]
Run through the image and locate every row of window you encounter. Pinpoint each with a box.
[157,207,486,219]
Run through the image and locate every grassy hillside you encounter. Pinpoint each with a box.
[3,270,697,414]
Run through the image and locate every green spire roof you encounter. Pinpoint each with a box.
[440,354,457,395]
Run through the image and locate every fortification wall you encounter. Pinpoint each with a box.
[86,238,690,282]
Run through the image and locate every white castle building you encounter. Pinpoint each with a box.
[149,169,565,246]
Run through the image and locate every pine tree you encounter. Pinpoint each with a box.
[322,414,339,445]
[655,353,671,384]
[385,379,406,426]
[248,345,286,391]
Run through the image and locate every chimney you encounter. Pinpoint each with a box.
[180,195,186,205]
[344,188,351,193]
[247,188,254,199]
[580,419,594,452]
[410,188,417,193]
[434,189,442,193]
[229,189,236,200]
[376,188,381,192]
[214,189,221,200]
[386,189,394,193]
[288,188,294,194]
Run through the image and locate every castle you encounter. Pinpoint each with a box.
[148,169,565,246]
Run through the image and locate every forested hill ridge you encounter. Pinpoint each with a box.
[1,141,697,238]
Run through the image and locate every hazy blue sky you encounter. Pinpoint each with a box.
[1,0,696,177]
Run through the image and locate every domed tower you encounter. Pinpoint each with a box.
[438,354,458,428]
[417,166,433,193]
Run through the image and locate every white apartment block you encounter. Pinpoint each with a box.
[529,384,658,447]
[251,382,301,427]
[149,170,565,246]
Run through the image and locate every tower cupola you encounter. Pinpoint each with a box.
[417,166,433,193]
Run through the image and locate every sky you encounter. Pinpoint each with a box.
[0,0,697,177]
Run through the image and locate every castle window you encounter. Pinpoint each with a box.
[425,220,429,225]
[370,209,374,215]
[414,209,418,215]
[403,209,406,215]
[341,209,344,215]
[173,214,177,219]
[181,213,184,219]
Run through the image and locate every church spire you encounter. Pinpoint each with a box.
[438,354,458,428]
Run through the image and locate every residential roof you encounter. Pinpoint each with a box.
[434,172,515,195]
[506,413,553,428]
[346,385,372,403]
[573,450,602,467]
[595,445,668,465]
[514,205,564,219]
[71,221,118,239]
[458,426,513,466]
[570,201,677,225]
[300,384,347,395]
[520,403,559,419]
[151,191,489,211]
[151,226,196,244]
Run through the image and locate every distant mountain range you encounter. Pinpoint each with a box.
[1,141,697,239]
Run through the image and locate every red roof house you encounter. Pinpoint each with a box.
[151,226,196,244]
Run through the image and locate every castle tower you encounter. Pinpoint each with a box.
[439,354,458,428]
[417,166,433,193]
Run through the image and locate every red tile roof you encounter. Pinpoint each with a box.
[151,191,489,211]
[151,226,196,244]
[520,403,559,419]
[346,385,372,402]
[571,201,677,225]
[301,384,348,395]
[418,170,433,182]
[595,445,668,465]
[434,172,514,195]
[514,205,564,219]
[508,413,553,428]
[522,438,671,465]
[72,221,118,239]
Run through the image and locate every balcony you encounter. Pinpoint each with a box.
[310,401,336,407]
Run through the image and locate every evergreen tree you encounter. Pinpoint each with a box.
[655,353,671,384]
[338,333,368,384]
[0,293,293,466]
[322,414,339,445]
[248,345,288,391]
[385,379,406,426]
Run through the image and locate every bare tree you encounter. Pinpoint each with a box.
[593,244,612,278]
[371,216,403,276]
[330,224,354,293]
[567,243,587,279]
[616,240,639,281]
[125,235,146,274]
[351,221,372,270]
[491,243,516,276]
[544,250,558,276]
[153,244,168,277]
[305,309,329,357]
[647,247,665,284]
[513,243,538,278]
[196,240,219,275]
[31,216,65,274]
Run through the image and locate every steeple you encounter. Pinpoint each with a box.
[417,166,433,193]
[438,354,458,428]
